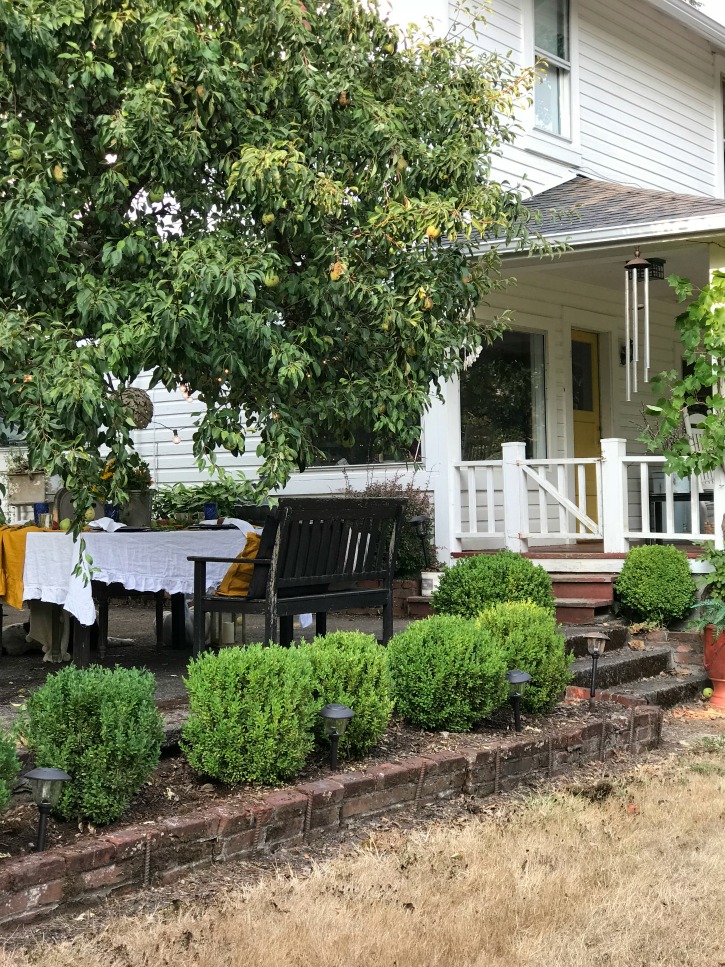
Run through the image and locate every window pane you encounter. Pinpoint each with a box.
[535,62,563,135]
[571,340,593,411]
[460,331,547,460]
[535,0,569,60]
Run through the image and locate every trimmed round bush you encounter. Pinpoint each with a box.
[308,632,394,759]
[182,644,316,785]
[432,550,554,619]
[21,665,163,824]
[387,615,508,731]
[476,601,573,712]
[0,728,20,811]
[614,544,696,625]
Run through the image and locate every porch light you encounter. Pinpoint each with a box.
[624,249,666,402]
[505,669,531,732]
[25,767,71,852]
[586,632,608,705]
[317,703,354,770]
[410,515,430,568]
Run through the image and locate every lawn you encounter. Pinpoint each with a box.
[4,737,725,967]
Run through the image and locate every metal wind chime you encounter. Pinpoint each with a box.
[624,248,666,401]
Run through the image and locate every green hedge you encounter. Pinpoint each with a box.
[21,666,163,824]
[182,644,316,785]
[308,632,394,759]
[432,551,555,618]
[387,615,508,731]
[477,601,573,712]
[0,728,19,811]
[614,544,696,626]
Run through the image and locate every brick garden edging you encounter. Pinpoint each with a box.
[0,705,662,929]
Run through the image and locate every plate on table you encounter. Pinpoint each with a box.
[112,526,151,533]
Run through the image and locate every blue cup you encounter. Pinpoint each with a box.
[104,503,120,522]
[33,502,49,526]
[203,503,218,520]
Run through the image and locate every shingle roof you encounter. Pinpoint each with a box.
[524,175,725,237]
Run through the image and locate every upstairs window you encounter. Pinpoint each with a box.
[534,0,570,138]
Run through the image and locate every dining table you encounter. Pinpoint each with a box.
[21,526,251,666]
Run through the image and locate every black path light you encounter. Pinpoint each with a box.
[409,515,430,569]
[317,703,354,770]
[25,767,71,851]
[505,670,532,732]
[586,632,609,706]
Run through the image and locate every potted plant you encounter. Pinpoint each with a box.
[96,458,154,527]
[3,449,46,505]
[690,542,725,708]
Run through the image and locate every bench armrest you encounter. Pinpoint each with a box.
[188,555,272,565]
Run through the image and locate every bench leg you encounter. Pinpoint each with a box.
[315,612,327,638]
[280,615,294,647]
[382,596,393,645]
[264,608,278,646]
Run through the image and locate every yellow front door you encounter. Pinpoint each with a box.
[571,330,601,524]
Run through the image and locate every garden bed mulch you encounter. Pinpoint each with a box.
[1,699,626,864]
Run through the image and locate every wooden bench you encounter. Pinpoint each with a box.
[188,496,405,655]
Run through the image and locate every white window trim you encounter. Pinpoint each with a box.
[714,54,725,200]
[522,0,581,168]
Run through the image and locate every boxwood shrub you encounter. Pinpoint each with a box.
[0,728,19,811]
[182,644,316,785]
[21,665,163,824]
[387,615,508,731]
[614,544,696,625]
[476,601,573,712]
[308,631,394,759]
[432,550,555,619]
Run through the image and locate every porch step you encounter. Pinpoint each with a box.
[550,573,615,601]
[555,597,613,624]
[570,645,671,691]
[611,670,711,709]
[564,623,628,657]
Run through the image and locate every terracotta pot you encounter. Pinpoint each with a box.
[703,625,725,708]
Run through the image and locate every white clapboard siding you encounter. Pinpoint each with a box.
[448,0,719,198]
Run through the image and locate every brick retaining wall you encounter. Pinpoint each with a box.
[0,706,662,929]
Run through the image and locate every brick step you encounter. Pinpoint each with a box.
[406,596,434,619]
[570,645,671,690]
[612,670,711,709]
[551,573,616,601]
[564,624,628,657]
[555,598,613,624]
[667,630,703,645]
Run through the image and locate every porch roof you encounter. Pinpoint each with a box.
[522,175,725,250]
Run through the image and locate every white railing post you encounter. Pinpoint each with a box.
[501,442,528,553]
[422,376,461,564]
[601,438,629,553]
[712,467,725,550]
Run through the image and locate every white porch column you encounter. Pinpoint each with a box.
[600,438,629,553]
[422,376,461,564]
[501,442,528,553]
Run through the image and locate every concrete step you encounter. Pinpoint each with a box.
[550,573,615,601]
[613,670,711,708]
[555,598,613,624]
[564,623,628,657]
[570,645,672,690]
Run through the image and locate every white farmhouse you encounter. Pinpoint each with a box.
[126,0,725,582]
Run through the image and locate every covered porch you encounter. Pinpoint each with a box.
[423,176,725,564]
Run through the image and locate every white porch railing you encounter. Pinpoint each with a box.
[453,438,725,554]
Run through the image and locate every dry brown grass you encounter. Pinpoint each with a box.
[5,740,725,967]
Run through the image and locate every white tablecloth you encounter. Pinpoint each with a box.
[23,529,251,626]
